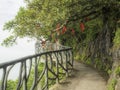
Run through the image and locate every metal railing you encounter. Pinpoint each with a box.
[0,44,73,90]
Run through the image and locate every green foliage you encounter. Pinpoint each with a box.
[113,28,120,49]
[115,66,120,76]
[2,0,120,46]
[107,66,120,90]
[2,0,72,46]
[108,79,117,90]
[1,35,17,47]
[28,63,45,89]
[107,69,112,75]
[6,80,17,90]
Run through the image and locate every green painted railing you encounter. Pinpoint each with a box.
[0,44,73,90]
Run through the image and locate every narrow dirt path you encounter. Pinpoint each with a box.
[50,61,107,90]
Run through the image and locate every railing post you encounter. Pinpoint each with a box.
[72,50,74,69]
[65,51,69,77]
[16,62,23,90]
[23,61,27,90]
[31,57,38,90]
[45,54,48,90]
[55,53,59,84]
[1,67,6,90]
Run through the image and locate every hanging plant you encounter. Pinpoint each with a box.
[35,23,41,29]
[85,17,89,22]
[54,38,58,43]
[41,40,46,47]
[56,23,60,35]
[71,29,75,35]
[51,33,54,39]
[62,26,67,34]
[80,22,85,32]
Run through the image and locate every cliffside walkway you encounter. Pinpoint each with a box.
[50,61,107,90]
[0,43,107,90]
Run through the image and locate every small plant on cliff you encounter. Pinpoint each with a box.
[115,66,120,76]
[108,79,117,90]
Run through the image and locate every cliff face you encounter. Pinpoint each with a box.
[108,49,120,90]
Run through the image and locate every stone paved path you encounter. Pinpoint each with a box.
[50,61,107,90]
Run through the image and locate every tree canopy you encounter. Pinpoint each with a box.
[2,0,120,47]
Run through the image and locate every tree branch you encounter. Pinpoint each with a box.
[70,10,100,21]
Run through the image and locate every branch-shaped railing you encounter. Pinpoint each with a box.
[0,44,73,90]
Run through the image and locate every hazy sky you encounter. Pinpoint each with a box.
[0,0,25,42]
[0,0,36,80]
[0,0,35,63]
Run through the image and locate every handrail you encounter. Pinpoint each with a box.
[0,44,73,90]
